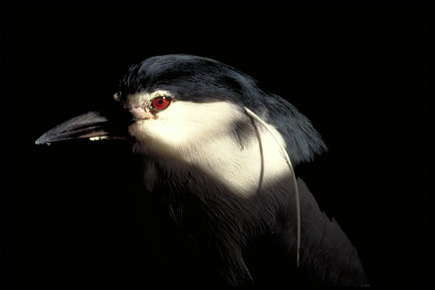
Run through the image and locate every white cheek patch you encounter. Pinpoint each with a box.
[130,101,239,150]
[129,101,291,199]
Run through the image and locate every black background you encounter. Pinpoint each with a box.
[2,0,430,288]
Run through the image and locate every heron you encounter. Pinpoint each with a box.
[35,54,369,287]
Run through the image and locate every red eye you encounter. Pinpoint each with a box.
[151,96,171,110]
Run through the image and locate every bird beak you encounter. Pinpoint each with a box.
[35,111,112,145]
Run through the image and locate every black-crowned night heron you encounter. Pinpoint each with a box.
[35,54,368,287]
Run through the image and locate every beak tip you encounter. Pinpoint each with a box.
[35,135,45,145]
[35,134,50,145]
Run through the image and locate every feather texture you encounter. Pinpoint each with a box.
[118,54,327,165]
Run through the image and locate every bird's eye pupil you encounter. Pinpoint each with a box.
[152,96,171,110]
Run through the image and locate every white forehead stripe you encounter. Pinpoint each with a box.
[126,90,174,109]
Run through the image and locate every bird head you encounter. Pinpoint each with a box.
[36,54,327,196]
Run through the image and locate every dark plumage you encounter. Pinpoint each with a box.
[35,54,368,286]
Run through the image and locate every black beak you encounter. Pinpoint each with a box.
[35,111,114,145]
